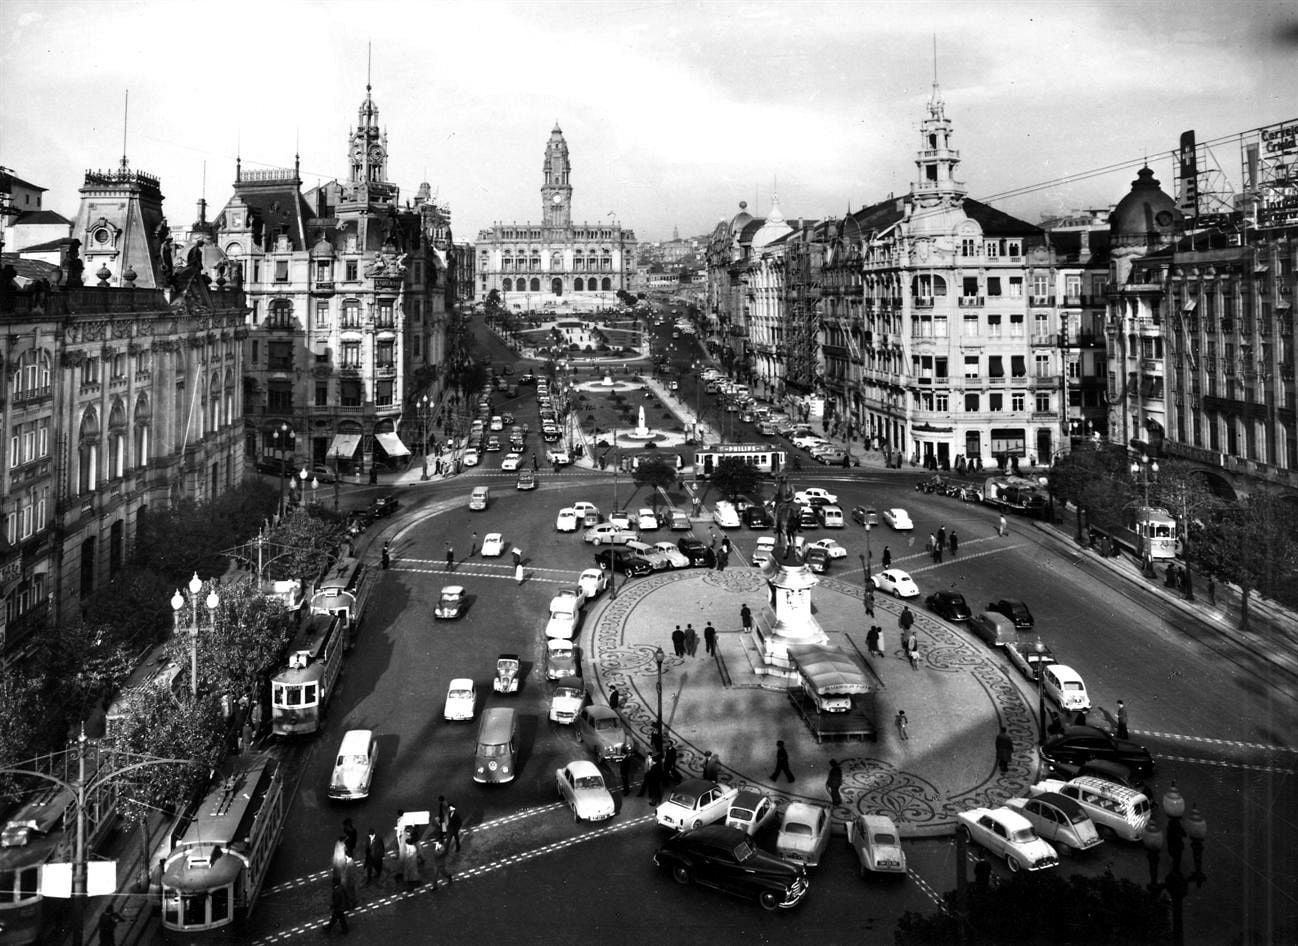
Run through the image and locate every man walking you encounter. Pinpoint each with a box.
[470,531,478,556]
[341,818,357,860]
[685,623,698,657]
[664,741,682,783]
[865,588,875,617]
[949,531,959,556]
[363,828,385,884]
[445,542,454,572]
[866,625,881,658]
[995,727,1013,774]
[429,832,454,890]
[898,605,914,641]
[937,525,946,550]
[703,622,717,656]
[671,625,685,657]
[769,739,795,783]
[608,685,620,711]
[740,603,753,633]
[904,629,920,670]
[826,758,843,806]
[702,750,720,782]
[895,709,909,741]
[438,796,462,852]
[998,514,1008,537]
[638,753,663,805]
[325,878,351,934]
[881,546,892,569]
[1115,699,1129,739]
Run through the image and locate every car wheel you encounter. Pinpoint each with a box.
[893,589,901,598]
[672,865,692,886]
[1006,853,1021,873]
[594,537,603,546]
[758,890,782,912]
[572,803,580,823]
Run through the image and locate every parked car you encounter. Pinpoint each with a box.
[501,452,522,471]
[625,540,671,570]
[956,806,1059,873]
[577,567,611,599]
[462,449,479,467]
[328,729,377,800]
[807,538,847,560]
[987,598,1035,630]
[669,508,692,530]
[1005,793,1103,854]
[493,653,520,694]
[555,760,615,822]
[814,449,851,466]
[583,523,638,546]
[776,802,832,867]
[872,569,919,598]
[443,678,477,721]
[743,505,774,529]
[1005,638,1058,681]
[851,505,881,527]
[309,463,338,484]
[794,487,838,505]
[725,790,778,836]
[545,591,583,640]
[609,509,634,530]
[370,496,399,518]
[1029,777,1152,842]
[926,590,972,622]
[548,676,586,725]
[637,508,660,530]
[967,610,1019,645]
[516,469,537,490]
[713,501,741,528]
[656,779,739,831]
[881,508,913,530]
[555,507,580,532]
[677,536,715,567]
[1037,726,1156,780]
[1042,664,1091,712]
[847,814,907,876]
[652,542,691,569]
[594,548,653,576]
[803,546,830,574]
[547,447,571,465]
[481,532,505,557]
[434,585,466,620]
[575,704,630,762]
[546,639,577,680]
[653,824,809,912]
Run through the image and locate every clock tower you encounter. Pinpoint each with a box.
[346,81,393,203]
[541,123,572,229]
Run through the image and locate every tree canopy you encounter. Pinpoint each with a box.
[709,457,762,501]
[632,457,678,507]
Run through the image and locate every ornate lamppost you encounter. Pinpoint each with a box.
[419,394,432,480]
[654,645,666,753]
[298,466,308,509]
[170,572,219,699]
[1035,637,1048,743]
[1142,781,1208,946]
[1131,454,1159,576]
[272,422,292,518]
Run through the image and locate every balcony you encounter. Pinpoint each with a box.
[1064,294,1083,305]
[913,296,934,308]
[1030,333,1058,347]
[313,281,335,294]
[266,318,296,333]
[1030,295,1055,306]
[958,295,984,307]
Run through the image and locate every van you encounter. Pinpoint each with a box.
[818,505,845,528]
[1030,776,1152,842]
[469,486,490,511]
[473,707,518,784]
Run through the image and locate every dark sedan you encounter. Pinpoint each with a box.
[677,536,715,567]
[743,506,773,529]
[987,598,1034,630]
[1038,725,1155,780]
[370,496,400,518]
[653,824,809,912]
[925,590,972,622]
[594,549,653,576]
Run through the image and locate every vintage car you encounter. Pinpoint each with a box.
[608,509,634,530]
[546,638,577,681]
[516,469,537,490]
[793,487,838,505]
[1029,777,1153,842]
[668,509,692,531]
[968,610,1019,645]
[1004,638,1058,681]
[583,523,638,546]
[548,676,586,725]
[751,545,774,567]
[807,538,848,560]
[501,452,522,471]
[577,567,610,599]
[881,507,913,531]
[776,802,833,867]
[555,507,580,532]
[461,449,479,467]
[677,535,714,567]
[485,436,502,452]
[872,569,920,599]
[555,760,615,823]
[1006,793,1104,853]
[851,505,881,527]
[653,825,809,912]
[1037,726,1156,781]
[547,447,571,466]
[434,585,467,620]
[926,590,973,622]
[575,704,630,761]
[481,532,506,557]
[724,790,778,836]
[493,653,521,694]
[625,540,671,570]
[656,778,739,831]
[545,591,583,640]
[328,729,377,800]
[443,678,477,722]
[652,542,691,569]
[987,598,1035,630]
[956,806,1059,873]
[571,501,601,524]
[803,546,831,574]
[594,549,653,576]
[637,507,660,530]
[847,814,907,875]
[1042,664,1092,712]
[743,504,774,529]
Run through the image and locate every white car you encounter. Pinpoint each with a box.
[656,779,739,831]
[1041,664,1092,712]
[547,447,571,466]
[713,500,741,528]
[956,806,1059,873]
[807,538,848,560]
[608,509,633,530]
[577,567,610,599]
[572,501,600,522]
[794,487,838,505]
[791,434,828,450]
[462,450,479,467]
[501,452,522,471]
[625,540,670,570]
[555,507,580,532]
[443,678,477,721]
[776,802,833,867]
[847,814,907,875]
[872,568,919,598]
[555,760,615,822]
[481,532,505,557]
[328,729,377,800]
[489,415,504,431]
[545,591,583,640]
[637,507,659,530]
[725,789,778,836]
[652,542,690,569]
[548,676,586,725]
[882,507,914,530]
[583,523,638,546]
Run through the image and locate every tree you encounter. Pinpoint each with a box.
[709,457,761,501]
[0,663,46,791]
[1191,489,1298,628]
[263,509,343,583]
[632,457,678,509]
[183,578,296,698]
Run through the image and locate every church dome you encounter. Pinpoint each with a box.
[1110,166,1183,247]
[729,200,753,232]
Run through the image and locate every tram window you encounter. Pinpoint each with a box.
[163,892,180,924]
[182,892,208,926]
[284,686,301,707]
[211,884,231,922]
[272,683,285,704]
[305,682,318,704]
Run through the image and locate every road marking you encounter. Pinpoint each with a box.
[1141,731,1298,754]
[395,558,576,575]
[392,566,570,585]
[902,543,1027,575]
[1157,753,1294,775]
[908,868,945,907]
[250,815,652,943]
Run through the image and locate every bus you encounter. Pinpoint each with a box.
[693,442,786,478]
[0,745,120,946]
[159,751,286,935]
[269,612,346,736]
[310,553,371,648]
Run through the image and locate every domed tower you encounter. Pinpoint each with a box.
[910,81,966,217]
[542,123,572,229]
[1109,166,1183,284]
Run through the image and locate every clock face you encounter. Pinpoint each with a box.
[369,145,383,161]
[1155,210,1174,227]
[551,194,564,205]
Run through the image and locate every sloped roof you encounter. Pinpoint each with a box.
[16,236,77,253]
[964,198,1043,237]
[229,181,316,251]
[0,170,45,192]
[1048,229,1112,265]
[13,209,71,226]
[1,253,63,282]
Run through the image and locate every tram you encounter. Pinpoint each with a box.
[269,611,346,736]
[692,442,786,478]
[310,553,371,647]
[159,751,286,935]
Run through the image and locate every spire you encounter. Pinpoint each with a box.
[120,89,130,172]
[766,193,786,226]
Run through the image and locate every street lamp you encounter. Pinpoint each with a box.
[170,572,219,699]
[1034,637,1047,743]
[419,394,432,480]
[272,423,292,518]
[1131,454,1159,507]
[1143,781,1208,946]
[298,467,308,509]
[654,645,666,753]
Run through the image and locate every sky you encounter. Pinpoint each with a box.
[2,0,1296,244]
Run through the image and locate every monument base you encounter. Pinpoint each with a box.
[752,618,829,679]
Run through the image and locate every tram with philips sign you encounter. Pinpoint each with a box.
[693,442,786,478]
[269,611,346,736]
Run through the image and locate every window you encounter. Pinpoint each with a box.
[963,277,979,297]
[375,340,394,368]
[315,259,331,281]
[413,334,422,357]
[111,353,127,379]
[1009,277,1023,298]
[375,302,394,328]
[251,340,259,365]
[315,301,330,328]
[935,393,949,412]
[1035,312,1050,337]
[342,300,361,328]
[1012,392,1025,411]
[989,356,1004,378]
[315,381,329,407]
[341,341,362,368]
[1007,240,1021,257]
[990,393,1003,412]
[986,242,1000,259]
[964,393,980,411]
[267,341,294,370]
[1036,393,1052,412]
[1031,274,1050,298]
[1011,355,1026,377]
[375,380,394,407]
[81,357,100,386]
[251,300,260,325]
[1010,314,1024,337]
[1065,274,1082,299]
[964,356,980,379]
[267,380,293,412]
[340,379,362,407]
[961,238,978,258]
[963,314,979,337]
[935,357,948,379]
[934,316,948,338]
[988,314,1002,338]
[268,300,293,329]
[345,260,358,281]
[987,276,1002,297]
[1035,354,1052,377]
[274,260,289,282]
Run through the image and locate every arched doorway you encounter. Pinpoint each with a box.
[551,277,563,296]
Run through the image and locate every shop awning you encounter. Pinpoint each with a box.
[787,645,870,696]
[375,431,411,457]
[326,434,362,459]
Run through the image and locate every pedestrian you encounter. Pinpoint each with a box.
[895,709,909,740]
[826,758,843,806]
[1047,710,1064,736]
[531,452,538,471]
[470,531,478,556]
[445,542,454,572]
[398,825,421,885]
[926,533,935,554]
[716,548,729,570]
[998,515,1007,537]
[671,625,685,657]
[429,831,454,890]
[703,622,717,655]
[875,625,886,658]
[618,749,635,794]
[325,878,351,934]
[438,796,462,852]
[937,526,946,550]
[380,542,390,570]
[866,625,881,658]
[608,685,621,711]
[512,546,523,566]
[341,818,357,859]
[769,739,795,783]
[1116,700,1129,739]
[740,603,753,633]
[905,631,920,670]
[898,605,914,636]
[97,907,125,946]
[702,749,720,782]
[363,828,384,884]
[1207,575,1216,606]
[949,531,959,556]
[932,544,942,564]
[881,545,892,569]
[685,623,698,657]
[995,727,1013,774]
[664,741,682,783]
[638,753,663,805]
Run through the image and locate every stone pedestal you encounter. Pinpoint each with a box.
[753,556,828,678]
